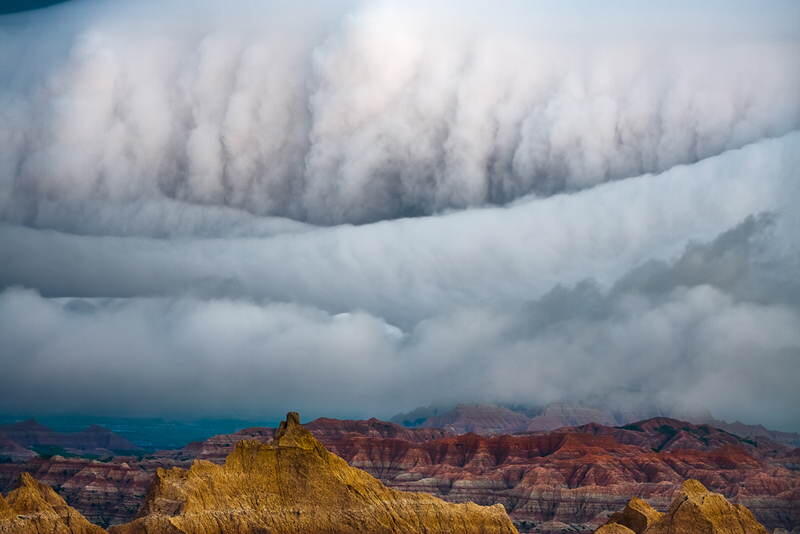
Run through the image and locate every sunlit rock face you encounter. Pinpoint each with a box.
[108,413,518,534]
[596,479,769,534]
[0,472,106,534]
[3,415,798,532]
[139,416,800,532]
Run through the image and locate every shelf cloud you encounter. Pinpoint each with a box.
[1,0,798,226]
[0,0,798,429]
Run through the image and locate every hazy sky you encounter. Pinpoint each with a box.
[0,0,798,430]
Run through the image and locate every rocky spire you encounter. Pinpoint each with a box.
[111,411,518,534]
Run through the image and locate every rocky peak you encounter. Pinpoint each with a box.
[596,479,768,534]
[270,410,317,450]
[648,479,768,534]
[7,472,66,512]
[111,412,518,534]
[0,472,106,534]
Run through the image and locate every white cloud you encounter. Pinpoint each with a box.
[0,0,798,430]
[2,133,797,324]
[1,0,798,226]
[0,135,798,428]
[0,216,797,428]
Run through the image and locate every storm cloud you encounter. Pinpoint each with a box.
[0,0,798,429]
[1,0,799,226]
[1,211,798,429]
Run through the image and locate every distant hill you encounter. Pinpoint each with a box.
[391,402,800,446]
[391,402,648,434]
[0,419,138,459]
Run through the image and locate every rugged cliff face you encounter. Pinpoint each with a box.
[0,455,165,526]
[1,416,797,533]
[0,472,106,534]
[597,479,768,534]
[310,420,799,532]
[109,412,518,534]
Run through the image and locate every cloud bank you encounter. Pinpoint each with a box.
[0,0,798,430]
[1,0,798,226]
[1,212,798,429]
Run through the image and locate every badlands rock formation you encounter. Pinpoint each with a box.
[155,416,800,533]
[698,420,800,448]
[604,498,663,533]
[109,412,517,534]
[1,416,797,533]
[169,416,448,461]
[0,472,105,534]
[390,402,660,434]
[392,403,800,447]
[0,455,158,527]
[597,479,768,534]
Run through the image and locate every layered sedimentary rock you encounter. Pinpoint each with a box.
[390,403,662,434]
[307,417,450,442]
[165,416,799,533]
[0,472,106,534]
[110,412,517,534]
[1,416,797,533]
[166,416,448,461]
[597,479,768,534]
[392,403,800,447]
[572,417,772,453]
[0,456,172,527]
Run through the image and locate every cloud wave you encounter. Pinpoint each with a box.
[0,0,799,430]
[1,0,798,226]
[1,213,798,429]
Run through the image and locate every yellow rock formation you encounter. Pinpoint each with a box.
[606,497,663,533]
[596,479,768,534]
[0,472,106,534]
[111,412,518,534]
[647,479,768,534]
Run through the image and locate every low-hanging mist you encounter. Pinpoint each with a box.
[0,0,798,431]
